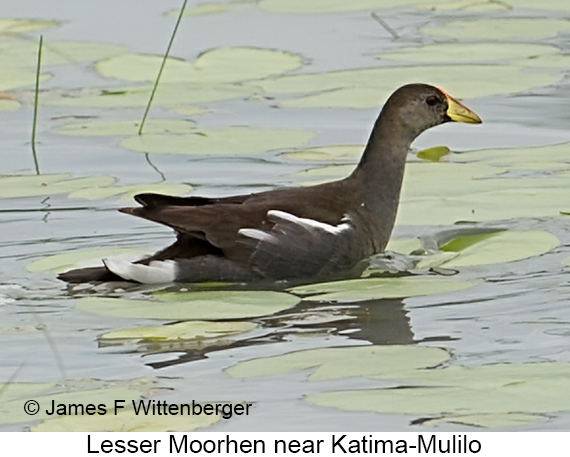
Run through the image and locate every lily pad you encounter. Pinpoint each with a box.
[422,18,570,39]
[417,146,450,162]
[76,291,300,320]
[439,230,559,268]
[282,145,363,162]
[258,65,562,109]
[289,276,479,303]
[0,67,50,91]
[67,183,193,201]
[377,43,559,64]
[0,174,115,199]
[96,47,303,84]
[258,0,429,13]
[26,248,148,274]
[422,413,547,428]
[120,127,315,156]
[0,18,59,34]
[32,407,219,432]
[227,345,450,380]
[0,99,20,111]
[307,361,570,427]
[54,119,196,137]
[101,320,257,341]
[0,382,141,426]
[0,41,128,69]
[171,1,255,16]
[46,83,256,109]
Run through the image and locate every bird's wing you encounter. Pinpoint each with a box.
[236,210,365,280]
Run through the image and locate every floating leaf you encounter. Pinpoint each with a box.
[46,83,256,109]
[227,345,450,380]
[417,146,450,162]
[0,174,115,199]
[0,41,127,69]
[307,361,570,427]
[0,18,59,34]
[289,276,479,303]
[54,119,196,137]
[27,248,148,273]
[0,67,50,91]
[171,1,254,16]
[77,291,300,320]
[0,382,141,426]
[282,145,363,162]
[68,183,193,201]
[258,0,425,13]
[32,407,219,432]
[422,18,570,39]
[422,413,547,428]
[439,230,559,268]
[385,238,422,254]
[0,99,20,111]
[258,66,562,108]
[96,47,303,84]
[120,127,315,156]
[101,320,257,341]
[377,43,559,64]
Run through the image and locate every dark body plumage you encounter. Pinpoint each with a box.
[58,84,481,284]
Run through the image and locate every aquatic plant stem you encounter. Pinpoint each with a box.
[31,35,43,175]
[371,12,399,40]
[138,0,188,135]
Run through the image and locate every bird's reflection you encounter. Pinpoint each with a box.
[98,297,414,369]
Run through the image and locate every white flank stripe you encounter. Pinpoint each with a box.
[103,258,177,284]
[267,210,352,235]
[238,228,275,243]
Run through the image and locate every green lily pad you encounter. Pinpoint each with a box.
[258,0,432,13]
[101,320,257,341]
[507,0,570,11]
[456,143,570,170]
[398,185,570,225]
[27,248,149,273]
[0,18,59,34]
[377,43,559,64]
[227,345,450,380]
[422,18,570,39]
[0,99,20,111]
[439,230,559,268]
[0,174,115,199]
[385,238,422,254]
[96,47,303,84]
[0,41,128,69]
[76,291,300,320]
[289,276,479,303]
[307,361,570,427]
[258,65,562,109]
[32,407,219,432]
[45,83,256,109]
[282,145,363,162]
[67,183,193,201]
[120,127,315,156]
[422,413,547,428]
[171,1,255,16]
[54,119,196,136]
[417,146,450,162]
[0,382,142,426]
[0,67,50,91]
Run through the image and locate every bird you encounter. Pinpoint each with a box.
[58,83,481,285]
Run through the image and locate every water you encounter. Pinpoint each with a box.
[1,0,570,431]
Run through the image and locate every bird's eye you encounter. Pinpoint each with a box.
[426,95,440,106]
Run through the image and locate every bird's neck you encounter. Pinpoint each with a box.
[347,115,415,250]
